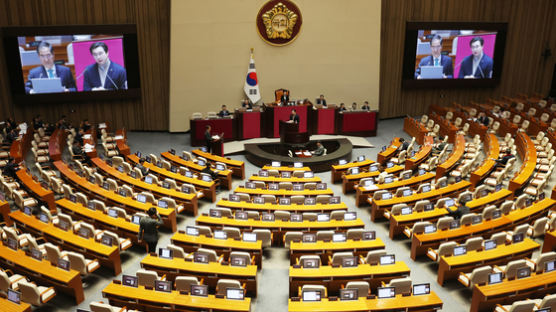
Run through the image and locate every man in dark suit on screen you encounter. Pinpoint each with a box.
[414,35,453,79]
[458,36,493,79]
[25,41,76,94]
[83,42,127,91]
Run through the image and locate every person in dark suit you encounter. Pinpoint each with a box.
[493,149,515,169]
[476,112,489,127]
[316,94,327,107]
[25,41,76,94]
[241,99,253,109]
[414,35,453,79]
[458,36,493,79]
[399,138,409,151]
[338,103,347,112]
[138,207,163,253]
[312,142,325,156]
[289,109,300,124]
[204,125,213,153]
[218,105,230,117]
[280,90,290,106]
[361,101,370,111]
[83,42,127,91]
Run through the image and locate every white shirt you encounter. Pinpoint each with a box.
[472,53,483,76]
[97,60,111,88]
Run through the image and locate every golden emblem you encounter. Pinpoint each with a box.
[261,2,298,39]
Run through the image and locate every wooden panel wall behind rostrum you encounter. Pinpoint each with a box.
[379,0,556,118]
[0,0,170,131]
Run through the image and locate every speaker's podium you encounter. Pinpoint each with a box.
[279,120,309,145]
[210,135,224,156]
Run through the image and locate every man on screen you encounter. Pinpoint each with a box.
[458,36,493,79]
[83,42,127,91]
[25,41,76,94]
[414,35,453,79]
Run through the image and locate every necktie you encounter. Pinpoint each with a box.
[47,69,55,78]
[434,58,439,66]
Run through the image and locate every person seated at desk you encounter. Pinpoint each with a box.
[289,109,300,124]
[25,41,76,94]
[477,112,489,127]
[361,101,370,111]
[399,138,409,151]
[432,136,447,155]
[241,99,253,109]
[218,105,231,117]
[281,90,290,106]
[414,34,454,79]
[311,142,325,156]
[449,198,470,219]
[493,149,515,169]
[316,94,327,107]
[2,157,19,179]
[351,102,358,111]
[338,103,347,112]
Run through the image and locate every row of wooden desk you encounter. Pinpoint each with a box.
[217,199,349,213]
[161,152,233,190]
[342,165,404,195]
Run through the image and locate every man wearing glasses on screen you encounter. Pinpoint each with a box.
[25,41,76,94]
[83,42,127,91]
[415,34,453,79]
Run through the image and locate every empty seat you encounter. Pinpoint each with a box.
[458,265,492,288]
[346,228,365,240]
[18,280,56,306]
[136,269,165,288]
[345,281,369,297]
[175,276,200,292]
[66,251,100,275]
[316,230,334,241]
[330,251,354,266]
[494,300,536,312]
[383,277,412,295]
[222,227,241,239]
[230,251,252,266]
[284,231,303,248]
[253,229,272,248]
[0,269,26,292]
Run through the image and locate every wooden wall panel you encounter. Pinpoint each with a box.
[380,0,556,118]
[0,0,170,130]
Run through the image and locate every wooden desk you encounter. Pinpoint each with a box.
[92,157,198,215]
[192,149,245,179]
[233,187,334,197]
[48,129,66,162]
[114,129,130,156]
[217,199,348,213]
[249,175,321,184]
[470,133,499,187]
[465,189,512,212]
[410,198,555,260]
[377,138,401,164]
[162,152,233,190]
[403,117,429,145]
[509,132,537,192]
[141,254,258,296]
[289,238,385,265]
[370,181,471,222]
[16,168,56,212]
[128,154,217,202]
[429,113,458,143]
[288,293,443,312]
[331,159,374,183]
[471,270,556,312]
[82,129,97,158]
[0,243,84,304]
[543,230,556,252]
[437,238,540,285]
[436,134,465,179]
[171,231,263,268]
[0,201,12,226]
[56,198,140,243]
[261,165,312,172]
[103,282,251,312]
[289,262,410,296]
[389,208,449,239]
[10,210,122,275]
[196,215,364,247]
[54,160,177,232]
[354,172,435,208]
[0,297,32,312]
[341,165,404,195]
[405,136,433,170]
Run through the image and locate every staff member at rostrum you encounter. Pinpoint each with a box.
[138,207,163,253]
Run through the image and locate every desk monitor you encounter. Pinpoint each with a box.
[340,288,358,300]
[384,177,394,184]
[349,167,360,175]
[344,212,356,220]
[302,258,320,268]
[342,256,358,267]
[209,209,222,218]
[108,208,118,218]
[363,231,376,240]
[513,233,524,243]
[302,290,321,301]
[420,65,444,79]
[333,233,347,242]
[39,212,49,223]
[316,183,327,190]
[539,192,546,200]
[226,288,245,300]
[445,198,455,207]
[484,239,497,251]
[58,258,70,271]
[418,168,426,176]
[377,287,396,299]
[455,176,462,182]
[488,272,502,285]
[303,172,314,178]
[230,255,247,267]
[368,165,378,173]
[122,275,138,287]
[290,213,302,222]
[162,181,171,189]
[182,186,191,194]
[421,184,431,193]
[215,164,225,171]
[357,155,365,162]
[545,260,555,273]
[268,183,279,190]
[412,283,430,295]
[293,184,303,191]
[338,159,347,165]
[229,194,240,202]
[23,206,32,216]
[69,194,77,203]
[87,201,96,210]
[380,254,395,265]
[423,203,434,211]
[116,165,125,173]
[381,192,393,200]
[118,189,128,197]
[186,226,199,236]
[492,210,502,219]
[304,197,316,205]
[7,289,21,304]
[245,182,255,189]
[381,146,387,152]
[279,197,291,205]
[453,246,467,256]
[145,156,152,163]
[386,162,394,168]
[302,233,316,243]
[259,170,269,177]
[438,180,447,188]
[169,165,178,174]
[214,230,227,240]
[242,232,257,242]
[472,215,482,224]
[253,196,264,204]
[271,161,281,167]
[30,248,42,261]
[495,184,503,192]
[191,284,208,297]
[363,179,374,187]
[537,309,551,312]
[517,267,531,279]
[262,213,275,221]
[78,227,91,239]
[130,171,137,178]
[401,207,412,215]
[158,200,168,209]
[155,280,172,293]
[137,194,147,203]
[402,189,412,197]
[329,196,341,205]
[402,171,411,180]
[197,160,206,166]
[30,78,63,93]
[200,147,208,152]
[317,213,330,222]
[424,225,436,234]
[449,220,460,229]
[461,193,472,202]
[101,234,114,247]
[193,252,209,263]
[235,211,248,220]
[201,175,212,182]
[281,171,291,178]
[526,198,533,207]
[144,176,153,184]
[159,248,173,259]
[88,176,96,184]
[184,171,193,178]
[6,237,18,250]
[131,215,141,225]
